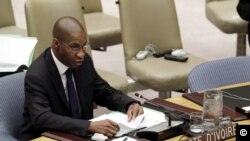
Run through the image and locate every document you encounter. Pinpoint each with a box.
[91,107,167,138]
[0,34,37,72]
[111,136,137,141]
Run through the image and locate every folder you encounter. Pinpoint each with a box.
[41,131,86,141]
[142,98,204,123]
[144,98,200,113]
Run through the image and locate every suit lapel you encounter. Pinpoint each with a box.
[45,48,70,111]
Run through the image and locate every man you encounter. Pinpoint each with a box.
[19,16,143,140]
[237,0,250,44]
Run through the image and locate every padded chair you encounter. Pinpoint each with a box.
[25,0,128,93]
[0,72,26,141]
[188,56,250,92]
[0,0,26,35]
[118,0,205,98]
[79,0,122,51]
[206,0,248,56]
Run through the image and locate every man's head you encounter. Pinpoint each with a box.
[52,16,87,68]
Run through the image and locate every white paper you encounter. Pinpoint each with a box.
[91,133,108,141]
[111,114,145,137]
[91,113,145,137]
[90,107,167,137]
[0,35,37,72]
[242,106,250,111]
[112,136,137,141]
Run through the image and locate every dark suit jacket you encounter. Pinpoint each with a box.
[237,0,250,44]
[237,0,250,21]
[19,48,136,140]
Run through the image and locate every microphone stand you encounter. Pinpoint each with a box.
[134,93,186,141]
[135,93,172,126]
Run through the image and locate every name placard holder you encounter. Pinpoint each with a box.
[235,106,250,118]
[182,123,237,141]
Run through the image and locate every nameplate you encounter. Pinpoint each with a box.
[183,124,237,141]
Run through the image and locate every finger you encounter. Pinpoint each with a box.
[131,104,141,120]
[106,127,117,136]
[101,125,117,137]
[130,105,144,121]
[103,131,113,137]
[132,110,138,120]
[107,120,119,131]
[127,109,133,122]
[108,120,119,127]
[128,103,138,121]
[138,105,144,115]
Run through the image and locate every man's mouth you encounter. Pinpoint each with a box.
[75,60,83,65]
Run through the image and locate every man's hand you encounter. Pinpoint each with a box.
[88,119,119,137]
[127,103,144,122]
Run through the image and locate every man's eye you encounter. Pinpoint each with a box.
[71,46,81,49]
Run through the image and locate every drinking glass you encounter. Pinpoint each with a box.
[202,89,223,131]
[219,116,231,128]
[189,112,204,133]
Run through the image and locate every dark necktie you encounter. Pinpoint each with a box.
[66,68,80,118]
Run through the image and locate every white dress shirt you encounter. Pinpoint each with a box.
[51,49,69,101]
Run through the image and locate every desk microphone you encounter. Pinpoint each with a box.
[134,93,185,141]
[135,93,149,101]
[134,93,171,126]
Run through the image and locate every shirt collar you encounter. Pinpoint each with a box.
[51,49,68,75]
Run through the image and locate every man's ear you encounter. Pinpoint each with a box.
[53,38,60,49]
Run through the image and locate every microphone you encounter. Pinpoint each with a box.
[135,93,172,126]
[135,93,149,101]
[135,93,189,123]
[135,93,173,112]
[134,93,186,141]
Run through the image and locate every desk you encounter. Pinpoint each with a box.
[164,97,250,141]
[33,83,250,141]
[33,96,250,141]
[32,136,56,141]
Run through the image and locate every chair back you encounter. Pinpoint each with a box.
[0,0,16,27]
[25,0,126,94]
[0,72,26,138]
[25,0,91,61]
[118,0,183,64]
[80,0,103,13]
[188,56,250,92]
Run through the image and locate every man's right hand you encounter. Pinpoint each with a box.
[88,119,119,137]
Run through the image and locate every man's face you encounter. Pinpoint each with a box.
[55,31,87,68]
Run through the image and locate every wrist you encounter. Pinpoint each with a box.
[125,101,141,112]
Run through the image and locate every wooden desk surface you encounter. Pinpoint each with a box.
[33,82,250,141]
[32,136,56,141]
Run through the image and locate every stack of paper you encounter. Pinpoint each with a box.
[91,107,167,138]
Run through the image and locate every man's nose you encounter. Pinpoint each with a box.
[76,50,85,59]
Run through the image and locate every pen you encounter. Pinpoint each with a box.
[123,137,128,141]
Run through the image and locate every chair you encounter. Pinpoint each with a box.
[206,0,248,56]
[118,0,205,98]
[188,56,250,92]
[79,0,122,51]
[0,72,26,141]
[0,0,26,35]
[25,0,128,93]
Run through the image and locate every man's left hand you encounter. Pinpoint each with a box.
[127,103,144,122]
